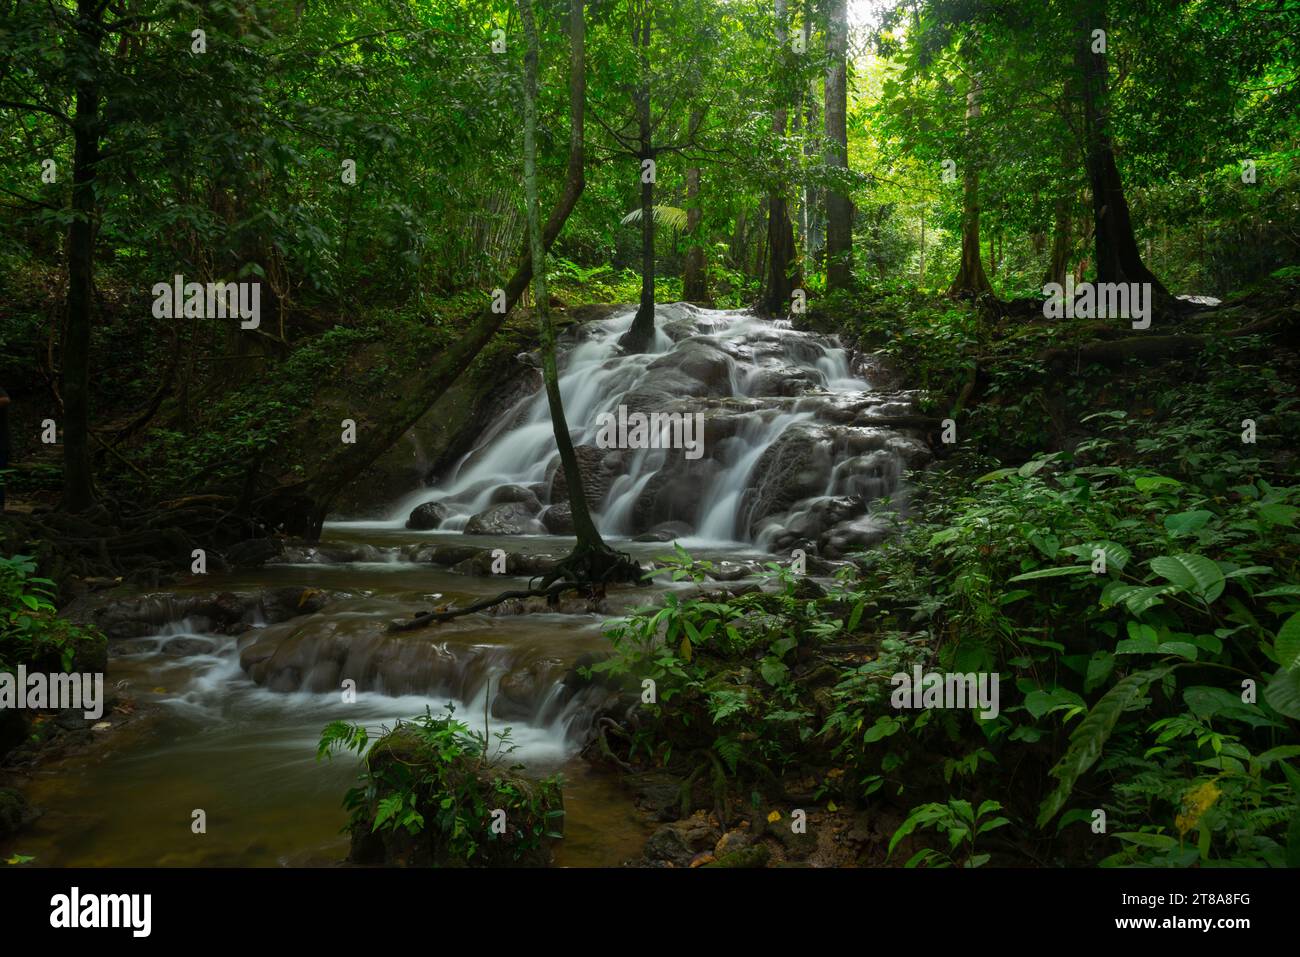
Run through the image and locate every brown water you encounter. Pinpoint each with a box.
[8,529,764,867]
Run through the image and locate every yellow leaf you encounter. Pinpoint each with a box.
[766,810,781,824]
[680,636,692,662]
[827,800,839,812]
[1175,780,1221,837]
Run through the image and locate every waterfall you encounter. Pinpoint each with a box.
[378,303,930,557]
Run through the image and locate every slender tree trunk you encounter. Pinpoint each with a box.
[621,10,657,353]
[62,2,101,512]
[1044,195,1071,286]
[1076,0,1168,296]
[824,0,852,291]
[682,154,706,300]
[803,3,824,266]
[948,75,994,299]
[519,0,606,552]
[761,0,799,314]
[918,208,926,285]
[264,0,587,537]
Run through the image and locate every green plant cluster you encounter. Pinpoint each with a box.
[318,706,564,866]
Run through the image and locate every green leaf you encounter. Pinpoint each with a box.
[1114,831,1178,849]
[1264,668,1300,720]
[1149,554,1224,602]
[1164,510,1213,537]
[1256,585,1300,597]
[1008,565,1093,582]
[1257,503,1299,527]
[1135,476,1182,492]
[1275,612,1300,671]
[1037,666,1173,827]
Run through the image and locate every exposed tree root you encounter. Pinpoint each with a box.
[390,542,646,632]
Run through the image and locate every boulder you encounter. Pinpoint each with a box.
[487,484,542,512]
[540,503,575,534]
[405,501,450,530]
[464,503,546,536]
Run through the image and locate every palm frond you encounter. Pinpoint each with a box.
[620,205,690,233]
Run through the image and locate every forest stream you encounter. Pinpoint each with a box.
[13,305,926,866]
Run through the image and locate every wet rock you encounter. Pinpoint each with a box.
[223,538,283,568]
[540,503,575,534]
[405,501,450,530]
[643,817,722,867]
[706,561,760,582]
[493,658,565,721]
[0,787,37,839]
[410,543,485,566]
[89,587,331,640]
[741,425,835,535]
[547,444,620,505]
[161,636,217,656]
[464,503,546,535]
[487,484,542,512]
[632,520,693,542]
[821,515,893,558]
[647,339,735,392]
[508,553,561,578]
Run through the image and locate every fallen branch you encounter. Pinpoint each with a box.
[389,579,594,632]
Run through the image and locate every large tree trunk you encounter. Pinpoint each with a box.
[761,0,800,315]
[260,0,587,538]
[620,11,657,353]
[948,76,994,299]
[1076,0,1168,296]
[824,0,852,291]
[519,0,605,552]
[62,2,101,513]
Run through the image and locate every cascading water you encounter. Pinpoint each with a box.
[382,303,931,557]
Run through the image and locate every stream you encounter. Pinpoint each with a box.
[14,305,926,866]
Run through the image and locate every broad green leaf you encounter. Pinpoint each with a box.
[1135,476,1181,492]
[1038,666,1173,827]
[1149,554,1224,602]
[1275,612,1300,671]
[1008,565,1093,582]
[1164,510,1213,537]
[1264,668,1300,720]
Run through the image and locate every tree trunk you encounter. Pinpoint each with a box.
[682,167,706,301]
[519,0,606,552]
[1076,0,1168,296]
[761,0,799,315]
[62,2,101,513]
[682,110,706,301]
[261,0,588,537]
[620,12,657,353]
[918,208,926,285]
[948,76,994,299]
[1043,195,1071,287]
[824,0,852,291]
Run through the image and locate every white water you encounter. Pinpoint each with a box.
[365,304,918,552]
